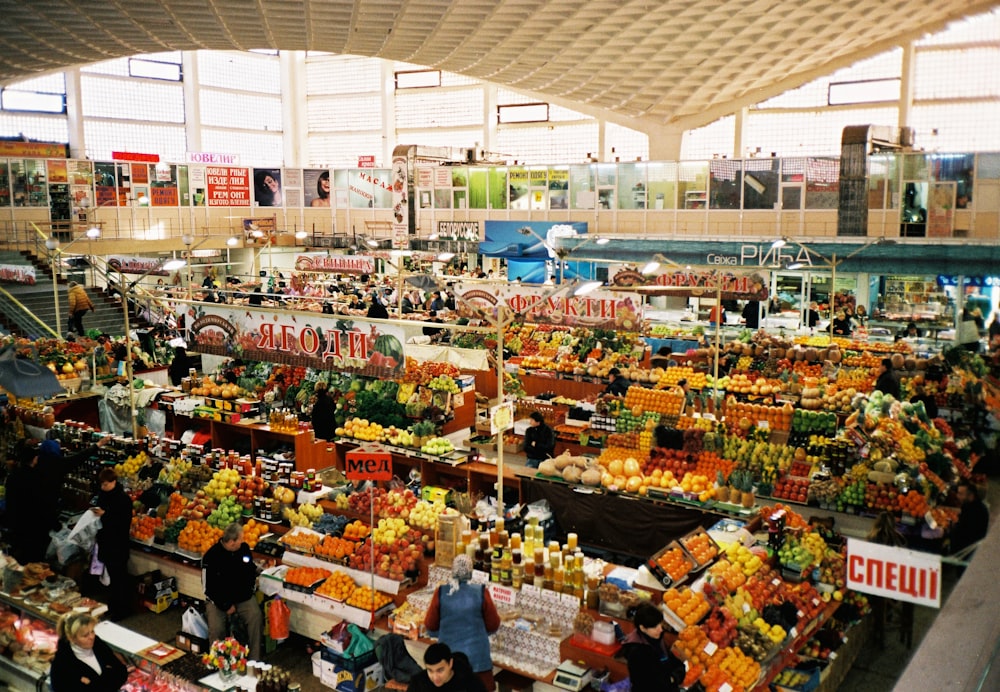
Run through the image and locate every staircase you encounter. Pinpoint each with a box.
[0,250,142,339]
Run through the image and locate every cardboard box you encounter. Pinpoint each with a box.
[144,591,179,613]
[137,571,178,599]
[175,630,209,654]
[503,439,525,454]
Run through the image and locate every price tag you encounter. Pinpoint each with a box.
[471,570,490,584]
[829,652,838,660]
[702,413,716,421]
[772,578,781,587]
[843,637,849,644]
[742,603,751,613]
[521,584,540,596]
[790,627,798,639]
[719,684,732,692]
[757,420,769,429]
[560,592,580,606]
[797,610,804,618]
[703,641,718,656]
[812,598,821,606]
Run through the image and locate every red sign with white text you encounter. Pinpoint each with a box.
[206,167,251,206]
[845,538,941,608]
[112,151,160,163]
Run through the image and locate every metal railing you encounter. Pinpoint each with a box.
[0,285,59,339]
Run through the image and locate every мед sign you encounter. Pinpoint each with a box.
[846,538,942,608]
[345,448,392,481]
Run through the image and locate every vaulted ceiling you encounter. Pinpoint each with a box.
[0,0,994,132]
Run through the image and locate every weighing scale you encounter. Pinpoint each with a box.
[553,660,593,691]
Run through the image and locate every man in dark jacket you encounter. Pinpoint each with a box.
[524,411,556,469]
[950,480,990,554]
[874,358,901,399]
[310,381,337,441]
[620,603,685,692]
[604,368,631,397]
[202,522,262,659]
[93,467,134,621]
[406,643,487,692]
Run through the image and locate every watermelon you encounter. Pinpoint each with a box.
[372,334,404,371]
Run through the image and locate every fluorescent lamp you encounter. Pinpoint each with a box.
[595,237,610,245]
[574,281,603,296]
[437,252,456,262]
[786,261,804,270]
[770,238,786,249]
[641,261,660,275]
[295,230,308,240]
[85,227,101,239]
[226,237,239,247]
[161,259,187,272]
[745,174,765,195]
[427,233,440,241]
[364,238,379,248]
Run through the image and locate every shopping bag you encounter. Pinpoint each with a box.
[182,606,209,639]
[228,610,250,647]
[268,597,290,641]
[344,624,375,658]
[68,510,103,552]
[325,621,352,652]
[89,545,105,576]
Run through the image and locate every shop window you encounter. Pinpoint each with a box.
[468,168,488,209]
[0,89,65,114]
[569,165,594,210]
[618,162,646,210]
[548,167,568,210]
[647,161,677,210]
[804,157,840,209]
[678,161,708,210]
[743,159,779,210]
[709,159,741,210]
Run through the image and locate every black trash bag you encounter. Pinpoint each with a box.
[228,610,250,647]
[375,633,422,683]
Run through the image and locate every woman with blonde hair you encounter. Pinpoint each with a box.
[50,612,128,691]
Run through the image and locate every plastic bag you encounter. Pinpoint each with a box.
[268,597,290,641]
[344,624,374,658]
[325,621,351,652]
[89,544,105,576]
[182,606,209,639]
[67,510,102,552]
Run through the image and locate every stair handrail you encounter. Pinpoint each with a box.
[0,285,60,339]
[89,255,178,330]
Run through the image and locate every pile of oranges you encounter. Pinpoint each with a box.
[314,535,358,561]
[315,571,357,601]
[284,566,331,587]
[723,400,794,433]
[346,585,393,611]
[165,492,187,521]
[900,489,930,518]
[655,546,694,582]
[130,515,162,541]
[242,518,266,549]
[663,587,710,626]
[712,648,761,691]
[706,559,747,593]
[280,528,322,552]
[681,531,719,566]
[178,520,223,554]
[624,387,684,416]
[342,520,371,541]
[673,625,717,670]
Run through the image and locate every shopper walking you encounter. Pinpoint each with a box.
[424,555,501,690]
[50,612,128,692]
[958,307,982,352]
[310,380,336,441]
[524,410,556,469]
[620,602,685,692]
[67,281,94,335]
[742,300,761,329]
[202,522,263,660]
[92,467,134,621]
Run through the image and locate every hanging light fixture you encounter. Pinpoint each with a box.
[641,261,660,275]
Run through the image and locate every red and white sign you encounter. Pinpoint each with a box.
[188,152,241,165]
[453,283,643,330]
[107,255,169,276]
[293,254,375,274]
[357,155,376,168]
[0,264,36,285]
[486,583,516,606]
[846,538,942,608]
[206,167,251,206]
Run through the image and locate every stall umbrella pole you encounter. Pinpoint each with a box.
[369,482,376,625]
[712,274,722,413]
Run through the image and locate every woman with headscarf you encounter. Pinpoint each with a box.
[424,554,501,690]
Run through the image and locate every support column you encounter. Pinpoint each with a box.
[899,40,916,130]
[645,125,685,161]
[734,106,748,160]
[64,68,85,159]
[280,51,306,168]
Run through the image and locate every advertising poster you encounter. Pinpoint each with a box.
[610,267,770,301]
[0,264,36,284]
[206,167,250,206]
[391,154,409,249]
[927,182,956,238]
[107,255,170,276]
[293,254,375,274]
[94,163,120,207]
[189,304,408,375]
[150,163,179,206]
[46,159,68,184]
[304,169,331,208]
[480,221,587,259]
[253,168,283,207]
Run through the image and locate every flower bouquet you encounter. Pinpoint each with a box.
[202,637,248,680]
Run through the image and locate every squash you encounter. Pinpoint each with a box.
[538,460,558,477]
[562,465,582,484]
[581,467,602,487]
[554,453,575,471]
